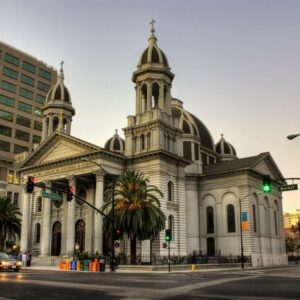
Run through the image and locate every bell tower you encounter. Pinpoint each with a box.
[41,62,75,142]
[124,21,182,157]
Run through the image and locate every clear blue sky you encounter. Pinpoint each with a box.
[1,0,299,212]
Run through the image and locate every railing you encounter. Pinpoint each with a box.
[115,253,251,266]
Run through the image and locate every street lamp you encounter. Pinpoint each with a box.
[81,157,117,272]
[287,134,300,140]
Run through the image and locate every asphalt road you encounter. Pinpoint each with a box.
[0,265,299,299]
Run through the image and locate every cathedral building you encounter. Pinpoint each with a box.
[18,25,287,266]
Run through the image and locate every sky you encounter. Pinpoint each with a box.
[0,0,299,212]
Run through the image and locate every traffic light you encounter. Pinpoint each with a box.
[114,228,122,240]
[165,229,172,242]
[67,186,74,201]
[26,176,35,193]
[263,175,272,193]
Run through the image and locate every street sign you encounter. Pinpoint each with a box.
[41,191,62,201]
[278,184,298,192]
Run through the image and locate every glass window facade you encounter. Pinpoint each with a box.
[33,135,41,144]
[19,87,33,100]
[22,61,36,74]
[0,109,13,122]
[37,81,50,92]
[18,101,32,113]
[16,115,31,128]
[21,74,35,86]
[4,53,20,66]
[3,67,18,80]
[39,68,52,81]
[1,81,17,93]
[0,94,15,107]
[36,94,45,104]
[0,124,12,137]
[14,144,28,154]
[34,121,42,131]
[0,140,10,152]
[7,170,14,183]
[15,129,30,142]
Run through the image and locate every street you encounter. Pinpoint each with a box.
[0,265,299,299]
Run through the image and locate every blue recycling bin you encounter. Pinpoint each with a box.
[71,260,77,270]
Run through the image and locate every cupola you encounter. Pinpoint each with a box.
[104,130,125,154]
[215,134,237,161]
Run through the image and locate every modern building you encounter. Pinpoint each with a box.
[18,25,288,266]
[0,41,57,205]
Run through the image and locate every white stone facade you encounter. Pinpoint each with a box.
[18,26,287,267]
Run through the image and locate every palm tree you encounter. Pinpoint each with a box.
[0,196,22,250]
[102,169,166,264]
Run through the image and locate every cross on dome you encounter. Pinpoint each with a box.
[149,19,156,32]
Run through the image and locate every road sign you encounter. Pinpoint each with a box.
[278,184,298,192]
[41,191,62,201]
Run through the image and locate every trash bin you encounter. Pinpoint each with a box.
[71,260,77,270]
[83,259,91,271]
[99,259,105,272]
[76,261,82,271]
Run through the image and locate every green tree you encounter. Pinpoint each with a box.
[102,169,166,264]
[0,196,22,250]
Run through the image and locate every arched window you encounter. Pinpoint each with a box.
[253,204,257,233]
[36,196,42,212]
[227,204,236,233]
[168,215,174,241]
[207,206,214,234]
[35,223,41,243]
[167,181,174,202]
[274,210,278,235]
[141,134,145,150]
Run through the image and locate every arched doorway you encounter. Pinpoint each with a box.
[51,221,61,256]
[207,237,215,257]
[75,219,85,252]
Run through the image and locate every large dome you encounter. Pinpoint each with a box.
[171,99,215,151]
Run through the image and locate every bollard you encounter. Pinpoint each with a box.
[191,264,196,272]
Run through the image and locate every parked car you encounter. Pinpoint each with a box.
[0,252,22,272]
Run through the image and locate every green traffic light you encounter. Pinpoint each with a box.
[262,175,272,193]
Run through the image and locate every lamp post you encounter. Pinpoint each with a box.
[287,134,300,140]
[81,157,117,272]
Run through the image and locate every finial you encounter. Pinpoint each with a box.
[115,129,118,135]
[59,60,64,78]
[148,19,157,43]
[221,133,224,138]
[149,19,156,32]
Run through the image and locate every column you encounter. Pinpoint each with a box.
[40,182,52,257]
[66,176,76,256]
[41,118,48,142]
[147,81,152,111]
[94,171,104,254]
[159,82,164,111]
[135,84,141,115]
[20,186,30,253]
[48,115,53,136]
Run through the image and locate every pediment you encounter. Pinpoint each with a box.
[252,153,284,181]
[19,132,101,169]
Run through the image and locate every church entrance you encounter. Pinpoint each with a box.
[51,221,61,256]
[75,219,85,252]
[207,237,215,256]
